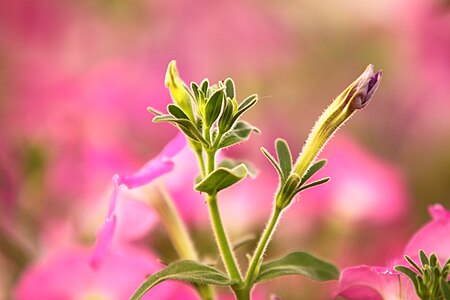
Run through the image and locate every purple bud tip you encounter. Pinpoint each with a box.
[350,65,382,110]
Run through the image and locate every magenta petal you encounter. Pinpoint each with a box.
[160,133,186,159]
[404,204,450,260]
[336,266,411,300]
[119,160,174,189]
[90,215,117,270]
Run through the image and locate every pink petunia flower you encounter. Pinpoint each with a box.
[90,133,186,268]
[335,204,450,300]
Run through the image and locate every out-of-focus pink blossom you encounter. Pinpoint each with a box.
[91,134,186,268]
[336,204,450,300]
[292,135,409,225]
[404,204,450,261]
[14,246,199,300]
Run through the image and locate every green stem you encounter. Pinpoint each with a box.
[244,207,282,289]
[207,194,243,284]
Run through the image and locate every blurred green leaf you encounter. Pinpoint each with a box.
[168,104,189,119]
[295,177,330,193]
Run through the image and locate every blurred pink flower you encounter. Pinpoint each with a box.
[404,204,450,262]
[91,134,186,268]
[14,246,199,300]
[335,204,450,300]
[291,135,409,225]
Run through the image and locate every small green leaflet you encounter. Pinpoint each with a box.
[195,164,248,194]
[130,260,234,300]
[254,252,340,284]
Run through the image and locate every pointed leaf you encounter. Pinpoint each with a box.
[255,252,339,284]
[232,94,258,123]
[168,104,189,119]
[395,266,420,292]
[219,121,260,149]
[276,139,292,180]
[147,107,163,116]
[201,79,209,95]
[153,115,209,147]
[299,159,327,185]
[405,255,423,275]
[130,260,233,300]
[261,147,284,181]
[195,164,248,194]
[205,89,224,127]
[218,158,258,178]
[295,177,330,193]
[419,250,429,267]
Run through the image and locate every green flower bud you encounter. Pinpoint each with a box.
[293,65,382,178]
[165,60,195,121]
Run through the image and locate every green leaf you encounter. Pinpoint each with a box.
[300,159,327,185]
[218,98,235,132]
[195,164,248,194]
[419,250,429,267]
[130,260,233,300]
[261,147,284,181]
[440,277,450,300]
[232,94,258,123]
[254,252,339,284]
[405,255,423,275]
[205,89,224,127]
[219,121,260,149]
[218,158,258,178]
[153,115,209,147]
[276,139,292,180]
[147,107,163,116]
[201,79,209,95]
[191,82,200,100]
[295,177,330,193]
[224,78,235,99]
[168,104,189,119]
[395,266,420,292]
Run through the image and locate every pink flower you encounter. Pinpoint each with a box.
[337,266,417,300]
[291,135,409,225]
[336,204,450,300]
[404,204,450,261]
[90,134,186,268]
[14,246,199,300]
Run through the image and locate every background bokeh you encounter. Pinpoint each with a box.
[1,0,449,299]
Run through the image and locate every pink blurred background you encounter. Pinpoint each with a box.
[1,0,449,299]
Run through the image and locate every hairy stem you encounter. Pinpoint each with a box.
[244,207,282,290]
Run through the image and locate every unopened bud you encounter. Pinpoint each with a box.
[165,61,195,121]
[293,65,382,178]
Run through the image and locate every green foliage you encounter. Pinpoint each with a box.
[261,139,329,209]
[130,260,234,300]
[218,121,260,149]
[254,252,340,284]
[276,139,292,181]
[395,250,450,300]
[195,164,248,194]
